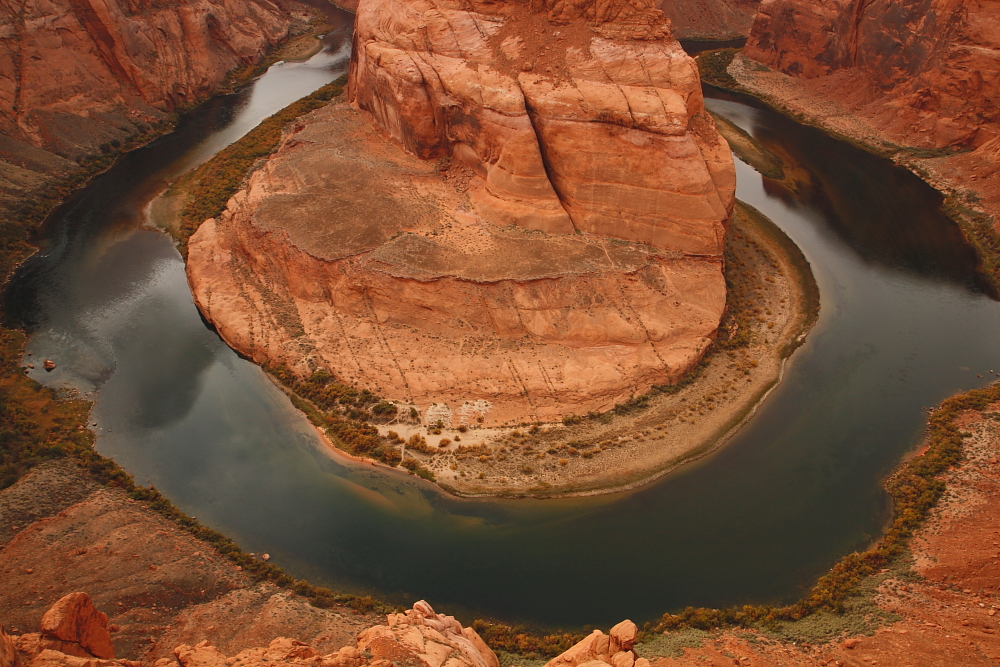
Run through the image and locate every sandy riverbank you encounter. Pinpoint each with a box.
[381,199,818,497]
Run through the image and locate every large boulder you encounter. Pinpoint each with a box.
[544,621,648,667]
[39,593,114,660]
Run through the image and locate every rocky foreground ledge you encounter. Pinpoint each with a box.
[2,593,646,667]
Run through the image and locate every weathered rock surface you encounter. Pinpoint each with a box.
[357,600,498,667]
[39,593,115,660]
[744,0,1000,152]
[0,0,293,215]
[188,102,728,426]
[0,462,373,662]
[545,621,647,667]
[2,599,492,667]
[658,0,759,41]
[349,0,734,252]
[188,0,734,427]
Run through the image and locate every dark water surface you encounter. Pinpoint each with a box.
[7,32,1000,629]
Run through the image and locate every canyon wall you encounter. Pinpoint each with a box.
[659,0,759,41]
[188,0,735,427]
[0,0,293,212]
[743,0,1000,151]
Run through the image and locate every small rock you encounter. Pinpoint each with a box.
[843,638,860,649]
[43,359,56,371]
[262,554,270,561]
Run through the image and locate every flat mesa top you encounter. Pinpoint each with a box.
[249,102,671,282]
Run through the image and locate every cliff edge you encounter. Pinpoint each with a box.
[0,0,294,215]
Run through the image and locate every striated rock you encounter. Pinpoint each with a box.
[39,593,114,660]
[189,0,734,426]
[0,0,293,220]
[658,0,759,41]
[348,0,734,253]
[744,0,1000,151]
[0,0,290,162]
[188,101,728,425]
[1,627,14,667]
[544,621,639,667]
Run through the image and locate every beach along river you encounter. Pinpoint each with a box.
[6,30,1000,629]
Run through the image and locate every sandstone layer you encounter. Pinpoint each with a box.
[734,0,1000,250]
[188,0,735,427]
[658,0,759,41]
[0,0,294,214]
[744,0,1000,152]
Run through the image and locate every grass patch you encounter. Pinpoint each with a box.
[638,628,712,659]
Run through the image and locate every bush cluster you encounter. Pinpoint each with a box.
[176,76,347,253]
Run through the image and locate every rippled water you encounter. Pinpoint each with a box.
[6,32,1000,629]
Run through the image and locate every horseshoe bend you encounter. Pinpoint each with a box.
[185,0,739,431]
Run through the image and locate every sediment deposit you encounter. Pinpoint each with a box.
[187,0,736,427]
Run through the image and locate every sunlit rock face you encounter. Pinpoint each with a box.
[187,0,735,427]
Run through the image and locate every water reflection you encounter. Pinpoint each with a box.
[707,89,993,293]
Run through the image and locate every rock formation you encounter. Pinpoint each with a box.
[545,621,645,667]
[743,0,1000,151]
[0,0,293,213]
[39,593,115,660]
[188,0,735,426]
[658,0,759,41]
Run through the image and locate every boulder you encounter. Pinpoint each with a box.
[39,593,114,660]
[358,601,499,667]
[544,622,640,667]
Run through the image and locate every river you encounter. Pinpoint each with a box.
[6,20,1000,631]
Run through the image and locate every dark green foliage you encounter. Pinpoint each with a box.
[470,620,583,658]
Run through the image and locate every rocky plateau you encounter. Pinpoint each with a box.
[187,0,737,427]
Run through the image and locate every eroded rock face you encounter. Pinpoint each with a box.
[658,0,759,41]
[348,0,734,253]
[544,621,648,667]
[39,593,114,660]
[188,0,733,427]
[357,600,498,667]
[0,0,290,197]
[188,99,728,426]
[744,0,1000,150]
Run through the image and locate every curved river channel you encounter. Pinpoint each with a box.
[7,15,1000,629]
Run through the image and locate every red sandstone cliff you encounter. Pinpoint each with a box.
[187,0,735,426]
[744,0,1000,151]
[659,0,758,41]
[0,0,293,210]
